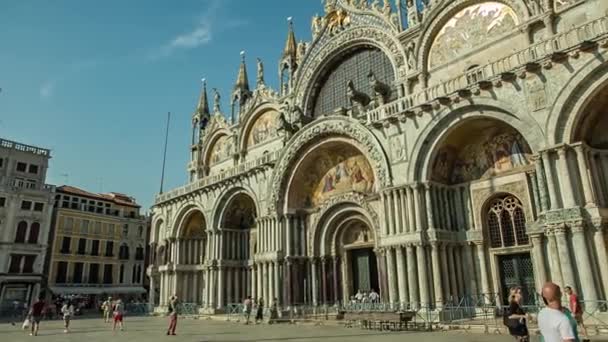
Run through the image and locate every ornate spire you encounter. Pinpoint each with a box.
[196,78,210,117]
[282,17,297,60]
[234,51,250,93]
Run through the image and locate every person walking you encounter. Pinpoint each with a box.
[565,286,589,339]
[255,298,264,324]
[166,295,179,336]
[538,282,577,342]
[61,301,74,333]
[243,296,253,325]
[112,299,125,332]
[504,287,529,342]
[268,298,278,324]
[29,296,46,336]
[102,297,113,323]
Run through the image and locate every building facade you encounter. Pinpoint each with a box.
[0,138,55,309]
[47,186,147,301]
[149,0,608,312]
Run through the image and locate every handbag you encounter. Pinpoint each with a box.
[22,318,31,330]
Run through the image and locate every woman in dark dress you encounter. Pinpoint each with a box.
[255,298,264,324]
[507,287,529,342]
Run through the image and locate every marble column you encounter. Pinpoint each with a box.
[413,185,423,232]
[541,151,560,210]
[425,183,435,231]
[226,268,233,304]
[257,263,263,301]
[546,230,564,286]
[268,262,275,303]
[592,226,608,299]
[454,246,466,296]
[311,258,319,305]
[554,226,576,288]
[386,247,398,305]
[406,244,418,308]
[440,244,450,302]
[376,248,388,301]
[332,257,340,304]
[382,193,391,235]
[475,242,490,304]
[557,147,576,208]
[430,242,443,309]
[274,261,280,305]
[395,246,408,309]
[571,223,598,308]
[407,187,416,233]
[589,153,606,206]
[447,245,458,300]
[463,243,478,296]
[528,171,541,216]
[416,244,429,308]
[399,188,408,234]
[574,145,596,206]
[530,235,547,292]
[533,156,549,212]
[149,276,156,306]
[285,259,293,305]
[217,267,225,309]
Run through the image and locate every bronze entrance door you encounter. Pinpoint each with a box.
[350,248,379,293]
[498,253,535,305]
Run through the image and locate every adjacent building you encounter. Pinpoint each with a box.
[47,186,148,302]
[0,138,55,310]
[150,0,608,313]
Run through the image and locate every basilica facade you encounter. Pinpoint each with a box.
[148,0,608,312]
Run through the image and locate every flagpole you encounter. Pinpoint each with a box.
[159,112,171,194]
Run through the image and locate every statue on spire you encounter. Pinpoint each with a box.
[213,88,221,113]
[256,58,264,87]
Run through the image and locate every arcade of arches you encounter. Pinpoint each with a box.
[149,1,608,314]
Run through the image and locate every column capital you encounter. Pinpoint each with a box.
[553,224,568,235]
[373,247,386,256]
[557,145,568,157]
[472,240,484,247]
[568,220,585,233]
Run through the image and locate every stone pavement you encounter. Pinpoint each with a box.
[1,316,605,342]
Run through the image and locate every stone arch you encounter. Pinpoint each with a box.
[171,203,208,239]
[294,26,407,115]
[417,0,529,72]
[547,49,608,145]
[268,116,391,215]
[212,186,260,229]
[310,192,380,257]
[202,128,233,167]
[238,103,282,152]
[151,216,165,244]
[407,101,544,182]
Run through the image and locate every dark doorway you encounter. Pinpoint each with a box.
[498,253,535,305]
[350,248,379,294]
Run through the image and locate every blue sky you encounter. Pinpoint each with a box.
[0,0,324,211]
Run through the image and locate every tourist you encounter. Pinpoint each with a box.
[354,289,364,302]
[243,296,253,325]
[102,297,113,323]
[368,289,380,304]
[112,299,125,332]
[268,298,278,324]
[255,298,264,324]
[29,296,46,336]
[166,295,179,335]
[565,286,589,339]
[538,282,577,342]
[504,287,529,342]
[61,300,74,333]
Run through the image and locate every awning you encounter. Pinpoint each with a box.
[49,286,147,295]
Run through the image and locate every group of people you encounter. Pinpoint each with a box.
[242,296,279,325]
[101,297,125,331]
[350,288,380,304]
[505,283,588,342]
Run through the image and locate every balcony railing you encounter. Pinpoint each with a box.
[155,150,281,204]
[365,15,608,124]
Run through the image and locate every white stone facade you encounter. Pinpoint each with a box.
[149,0,608,312]
[0,138,55,310]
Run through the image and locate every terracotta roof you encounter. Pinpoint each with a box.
[57,185,141,208]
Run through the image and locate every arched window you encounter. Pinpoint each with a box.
[15,221,28,243]
[312,47,394,117]
[28,222,40,244]
[487,195,529,248]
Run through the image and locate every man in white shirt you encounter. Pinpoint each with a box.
[537,282,577,342]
